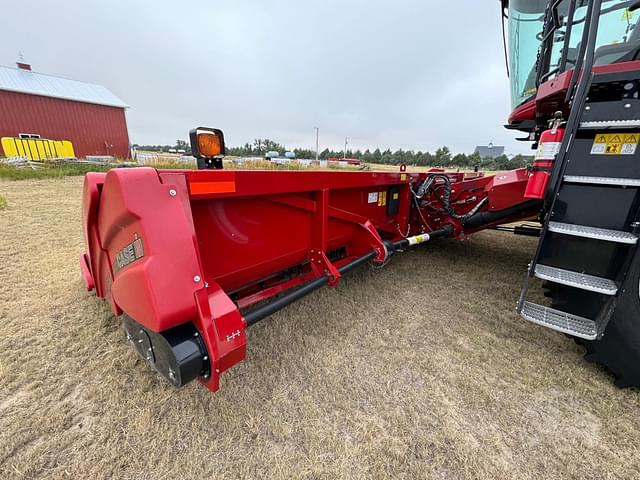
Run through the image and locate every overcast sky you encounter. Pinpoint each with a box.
[1,1,529,155]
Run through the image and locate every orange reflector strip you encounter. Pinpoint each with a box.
[190,181,236,195]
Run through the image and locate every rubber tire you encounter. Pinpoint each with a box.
[548,252,640,388]
[582,252,640,388]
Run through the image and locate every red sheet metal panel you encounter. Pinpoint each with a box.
[0,90,129,158]
[81,167,536,391]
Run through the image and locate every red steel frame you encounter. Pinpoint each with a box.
[509,61,640,126]
[81,166,535,391]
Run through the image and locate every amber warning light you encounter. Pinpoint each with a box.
[189,127,226,169]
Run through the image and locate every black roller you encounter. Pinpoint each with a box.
[123,315,209,387]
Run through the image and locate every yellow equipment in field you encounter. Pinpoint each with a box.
[1,137,75,161]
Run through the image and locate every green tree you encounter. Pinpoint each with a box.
[175,139,190,152]
[451,153,469,167]
[434,146,452,167]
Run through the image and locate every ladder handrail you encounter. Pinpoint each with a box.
[529,0,602,274]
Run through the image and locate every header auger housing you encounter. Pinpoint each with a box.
[81,142,538,391]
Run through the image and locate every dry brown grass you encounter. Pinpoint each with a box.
[1,176,640,480]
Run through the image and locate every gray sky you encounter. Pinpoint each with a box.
[1,1,529,155]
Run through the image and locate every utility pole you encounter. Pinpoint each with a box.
[315,127,319,162]
[344,136,348,159]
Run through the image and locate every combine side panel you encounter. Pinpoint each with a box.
[518,68,640,388]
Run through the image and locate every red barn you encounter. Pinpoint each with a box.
[0,61,129,159]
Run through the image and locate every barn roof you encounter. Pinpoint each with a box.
[474,145,505,159]
[0,64,128,108]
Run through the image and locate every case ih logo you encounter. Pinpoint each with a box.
[113,235,145,273]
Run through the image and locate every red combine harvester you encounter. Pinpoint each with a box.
[82,0,640,390]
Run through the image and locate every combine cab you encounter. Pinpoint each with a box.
[81,0,640,391]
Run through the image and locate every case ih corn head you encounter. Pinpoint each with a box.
[82,0,640,390]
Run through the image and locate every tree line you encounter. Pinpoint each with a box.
[133,138,534,170]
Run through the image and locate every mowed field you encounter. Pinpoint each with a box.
[2,176,640,480]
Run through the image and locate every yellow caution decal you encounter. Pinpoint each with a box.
[590,133,639,155]
[407,233,430,246]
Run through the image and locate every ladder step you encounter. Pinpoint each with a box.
[548,221,638,244]
[534,264,618,295]
[563,175,640,187]
[520,301,598,340]
[579,119,640,129]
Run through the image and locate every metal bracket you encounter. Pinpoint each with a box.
[309,249,341,286]
[359,220,388,263]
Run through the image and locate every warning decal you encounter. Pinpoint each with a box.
[535,141,562,160]
[590,133,640,155]
[367,192,378,203]
[377,191,387,207]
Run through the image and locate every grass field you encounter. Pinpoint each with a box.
[2,176,640,479]
[0,159,359,181]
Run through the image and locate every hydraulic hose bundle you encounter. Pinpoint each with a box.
[413,174,487,221]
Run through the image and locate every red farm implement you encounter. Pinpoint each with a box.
[81,157,537,391]
[82,0,640,390]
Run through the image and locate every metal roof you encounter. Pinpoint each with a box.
[474,145,505,158]
[0,65,128,108]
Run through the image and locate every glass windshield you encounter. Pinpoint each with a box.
[508,0,549,108]
[508,0,640,109]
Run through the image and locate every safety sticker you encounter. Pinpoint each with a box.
[590,133,640,155]
[377,191,387,207]
[535,141,561,160]
[408,233,430,245]
[367,192,378,203]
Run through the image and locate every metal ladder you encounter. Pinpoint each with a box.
[518,70,640,340]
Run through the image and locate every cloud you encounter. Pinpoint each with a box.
[0,0,530,155]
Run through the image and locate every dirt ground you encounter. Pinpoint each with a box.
[1,176,640,480]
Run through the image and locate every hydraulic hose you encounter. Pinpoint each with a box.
[462,199,541,230]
